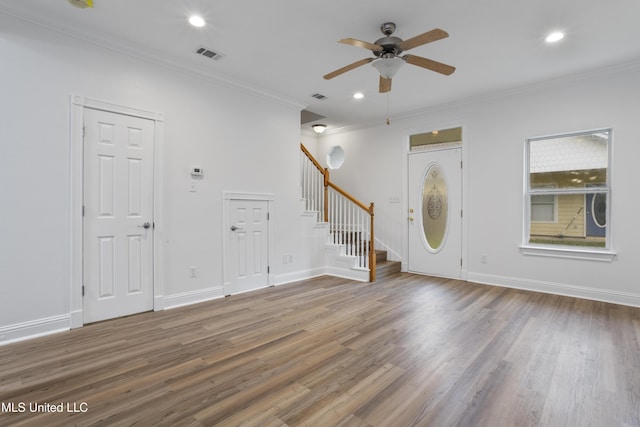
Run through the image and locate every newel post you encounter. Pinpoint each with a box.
[323,168,330,223]
[369,202,376,282]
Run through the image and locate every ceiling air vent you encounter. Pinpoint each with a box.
[195,47,223,60]
[311,93,327,100]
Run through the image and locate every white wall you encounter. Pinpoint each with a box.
[317,63,640,306]
[0,13,323,342]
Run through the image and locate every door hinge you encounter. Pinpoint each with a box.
[82,205,85,217]
[461,258,463,267]
[267,212,270,221]
[461,160,463,169]
[461,209,463,218]
[82,125,85,138]
[82,285,85,297]
[267,266,270,273]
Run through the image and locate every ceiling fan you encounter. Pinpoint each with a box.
[323,22,455,93]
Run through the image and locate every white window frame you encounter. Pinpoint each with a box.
[521,128,616,262]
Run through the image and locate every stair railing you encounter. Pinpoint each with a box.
[300,144,376,281]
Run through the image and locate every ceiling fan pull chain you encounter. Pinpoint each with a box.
[386,93,391,125]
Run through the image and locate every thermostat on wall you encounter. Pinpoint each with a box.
[191,167,204,177]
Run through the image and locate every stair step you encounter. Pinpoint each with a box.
[375,260,402,280]
[375,249,387,263]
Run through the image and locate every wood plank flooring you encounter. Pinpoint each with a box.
[1,274,640,426]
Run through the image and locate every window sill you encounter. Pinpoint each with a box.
[520,245,616,262]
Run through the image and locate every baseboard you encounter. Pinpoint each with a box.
[0,314,70,346]
[271,266,369,285]
[467,272,640,308]
[163,286,225,310]
[70,310,83,329]
[271,268,326,286]
[324,266,369,282]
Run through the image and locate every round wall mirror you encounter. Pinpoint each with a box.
[327,145,345,169]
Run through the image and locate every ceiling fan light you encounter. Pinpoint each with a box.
[371,57,404,79]
[312,124,327,134]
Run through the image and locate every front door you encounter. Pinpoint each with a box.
[408,148,462,278]
[225,199,269,295]
[83,108,155,323]
[586,192,606,237]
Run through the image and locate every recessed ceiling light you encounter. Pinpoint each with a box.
[353,92,364,99]
[189,15,206,28]
[545,31,565,43]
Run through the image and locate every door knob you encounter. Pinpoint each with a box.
[409,217,414,222]
[138,222,151,229]
[230,225,243,231]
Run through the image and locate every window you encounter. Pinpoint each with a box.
[531,194,556,222]
[523,129,614,260]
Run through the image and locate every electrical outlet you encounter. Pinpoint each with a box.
[480,255,488,264]
[282,254,294,264]
[189,266,197,277]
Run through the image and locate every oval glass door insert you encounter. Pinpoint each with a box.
[422,163,448,251]
[592,193,606,227]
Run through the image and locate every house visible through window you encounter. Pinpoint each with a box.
[525,129,611,249]
[531,194,556,222]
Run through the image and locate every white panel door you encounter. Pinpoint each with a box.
[225,199,269,295]
[408,148,462,278]
[83,108,155,323]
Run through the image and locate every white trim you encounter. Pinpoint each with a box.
[405,123,467,279]
[468,272,640,308]
[519,245,616,262]
[523,128,612,255]
[0,314,70,346]
[69,95,164,327]
[271,268,327,286]
[222,192,275,295]
[223,191,275,201]
[163,287,225,310]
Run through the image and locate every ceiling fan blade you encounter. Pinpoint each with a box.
[338,38,383,52]
[379,76,392,93]
[399,28,449,51]
[404,54,456,75]
[323,58,374,80]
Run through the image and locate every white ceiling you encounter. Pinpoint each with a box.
[2,0,640,132]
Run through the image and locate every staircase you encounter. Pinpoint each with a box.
[300,144,401,282]
[375,250,402,280]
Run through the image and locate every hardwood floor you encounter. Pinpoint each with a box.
[1,274,640,426]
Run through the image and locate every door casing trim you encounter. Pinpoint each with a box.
[222,192,274,294]
[404,122,468,280]
[69,95,165,328]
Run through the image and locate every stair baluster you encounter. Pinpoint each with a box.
[300,144,376,281]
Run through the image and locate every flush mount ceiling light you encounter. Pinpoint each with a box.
[545,31,565,43]
[312,124,327,134]
[353,92,364,99]
[189,15,206,28]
